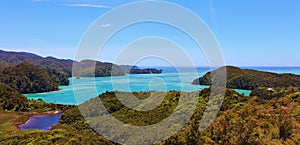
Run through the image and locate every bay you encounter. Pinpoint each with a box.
[24,67,299,105]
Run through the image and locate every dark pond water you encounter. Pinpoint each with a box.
[19,112,63,131]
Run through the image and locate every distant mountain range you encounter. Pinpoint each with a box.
[0,49,74,76]
[0,49,162,77]
[0,49,162,95]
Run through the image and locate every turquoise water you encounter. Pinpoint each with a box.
[233,89,251,96]
[24,67,299,105]
[24,67,210,105]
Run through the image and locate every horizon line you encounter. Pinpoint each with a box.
[1,48,300,68]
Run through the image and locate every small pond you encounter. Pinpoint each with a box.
[19,112,63,131]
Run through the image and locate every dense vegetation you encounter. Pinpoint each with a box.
[165,92,300,144]
[250,87,300,100]
[0,83,28,111]
[0,61,72,112]
[0,60,71,112]
[45,68,69,86]
[192,66,300,98]
[0,62,69,94]
[1,88,300,144]
[63,90,300,144]
[76,60,125,77]
[0,60,9,70]
[0,83,72,112]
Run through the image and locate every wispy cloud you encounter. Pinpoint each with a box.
[101,23,111,28]
[65,4,111,9]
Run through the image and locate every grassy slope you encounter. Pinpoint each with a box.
[0,112,28,132]
[0,108,112,145]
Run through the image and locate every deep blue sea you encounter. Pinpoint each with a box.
[24,67,300,105]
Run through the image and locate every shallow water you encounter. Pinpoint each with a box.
[24,67,211,105]
[24,67,299,105]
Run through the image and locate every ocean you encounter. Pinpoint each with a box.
[23,67,300,105]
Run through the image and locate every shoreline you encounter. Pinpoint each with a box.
[22,88,63,95]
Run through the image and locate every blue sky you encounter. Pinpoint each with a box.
[0,0,299,66]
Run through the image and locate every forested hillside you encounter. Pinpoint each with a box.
[192,66,300,93]
[0,83,28,111]
[0,61,9,70]
[0,63,69,94]
[2,89,299,144]
[47,89,300,144]
[0,83,72,112]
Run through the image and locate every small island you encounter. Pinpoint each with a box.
[120,65,162,74]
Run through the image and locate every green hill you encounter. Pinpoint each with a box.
[0,62,69,94]
[75,60,125,77]
[0,83,70,112]
[0,61,9,70]
[192,66,300,90]
[0,83,28,111]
